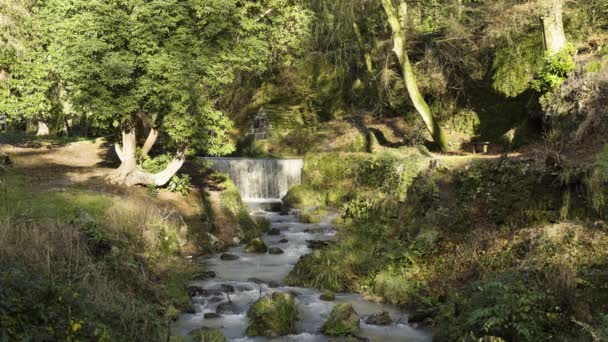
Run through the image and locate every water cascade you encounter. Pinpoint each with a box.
[202,158,303,201]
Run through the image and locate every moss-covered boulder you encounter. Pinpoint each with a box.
[322,303,360,336]
[245,238,268,253]
[365,311,392,326]
[246,292,300,337]
[319,290,335,301]
[189,328,227,342]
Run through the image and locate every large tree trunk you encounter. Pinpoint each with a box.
[107,129,138,183]
[140,127,159,158]
[381,0,449,152]
[540,0,567,55]
[36,121,50,136]
[106,127,185,187]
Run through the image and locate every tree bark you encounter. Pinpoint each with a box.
[124,148,186,187]
[540,0,567,55]
[107,129,138,183]
[107,127,185,187]
[36,121,50,136]
[381,0,449,152]
[140,127,159,158]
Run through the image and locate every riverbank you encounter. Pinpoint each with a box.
[284,149,608,341]
[0,138,260,340]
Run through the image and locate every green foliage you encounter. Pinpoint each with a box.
[189,328,226,342]
[321,303,360,336]
[492,34,544,97]
[584,60,603,73]
[141,153,173,173]
[436,273,559,342]
[167,174,191,196]
[532,45,577,93]
[246,292,300,337]
[587,145,608,215]
[245,238,268,254]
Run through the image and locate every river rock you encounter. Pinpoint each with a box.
[221,284,235,293]
[268,281,281,288]
[187,285,205,297]
[216,302,238,315]
[322,303,360,336]
[237,284,255,291]
[220,253,240,261]
[246,292,300,337]
[268,247,284,255]
[268,228,281,235]
[208,296,224,303]
[245,238,268,253]
[204,312,221,319]
[306,240,330,249]
[279,238,289,243]
[365,311,392,326]
[247,277,265,284]
[196,271,216,279]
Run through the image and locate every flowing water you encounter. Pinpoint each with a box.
[202,158,304,201]
[176,158,431,341]
[175,203,432,341]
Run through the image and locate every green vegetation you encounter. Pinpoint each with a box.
[189,328,227,342]
[286,151,608,341]
[0,171,196,341]
[321,303,360,337]
[246,292,300,337]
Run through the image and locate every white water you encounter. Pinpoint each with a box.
[202,158,303,201]
[174,204,432,342]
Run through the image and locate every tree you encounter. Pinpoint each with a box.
[539,0,567,55]
[40,0,310,186]
[381,0,449,152]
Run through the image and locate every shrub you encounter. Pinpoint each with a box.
[321,303,360,336]
[532,45,576,93]
[167,174,191,196]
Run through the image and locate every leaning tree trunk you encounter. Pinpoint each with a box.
[381,0,449,152]
[540,0,567,55]
[106,127,185,187]
[36,121,50,136]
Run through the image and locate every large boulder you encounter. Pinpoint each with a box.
[245,238,268,253]
[365,311,392,326]
[246,292,300,337]
[189,328,227,342]
[322,303,360,336]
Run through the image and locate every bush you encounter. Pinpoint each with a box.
[321,303,360,336]
[532,45,576,93]
[167,174,191,196]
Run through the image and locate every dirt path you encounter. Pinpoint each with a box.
[0,138,205,223]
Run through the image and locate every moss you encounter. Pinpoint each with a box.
[189,328,227,342]
[246,292,300,337]
[320,290,335,301]
[321,303,360,336]
[245,238,268,254]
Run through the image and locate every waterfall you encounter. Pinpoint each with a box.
[202,158,303,201]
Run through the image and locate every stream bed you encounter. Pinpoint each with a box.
[175,202,432,341]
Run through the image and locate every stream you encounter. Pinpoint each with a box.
[174,201,432,341]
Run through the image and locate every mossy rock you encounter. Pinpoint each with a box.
[320,290,335,301]
[268,247,284,255]
[189,328,227,342]
[245,238,268,253]
[322,303,359,336]
[246,292,300,337]
[365,311,392,326]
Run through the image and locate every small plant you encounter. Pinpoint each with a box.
[532,45,576,93]
[147,184,159,197]
[167,174,191,196]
